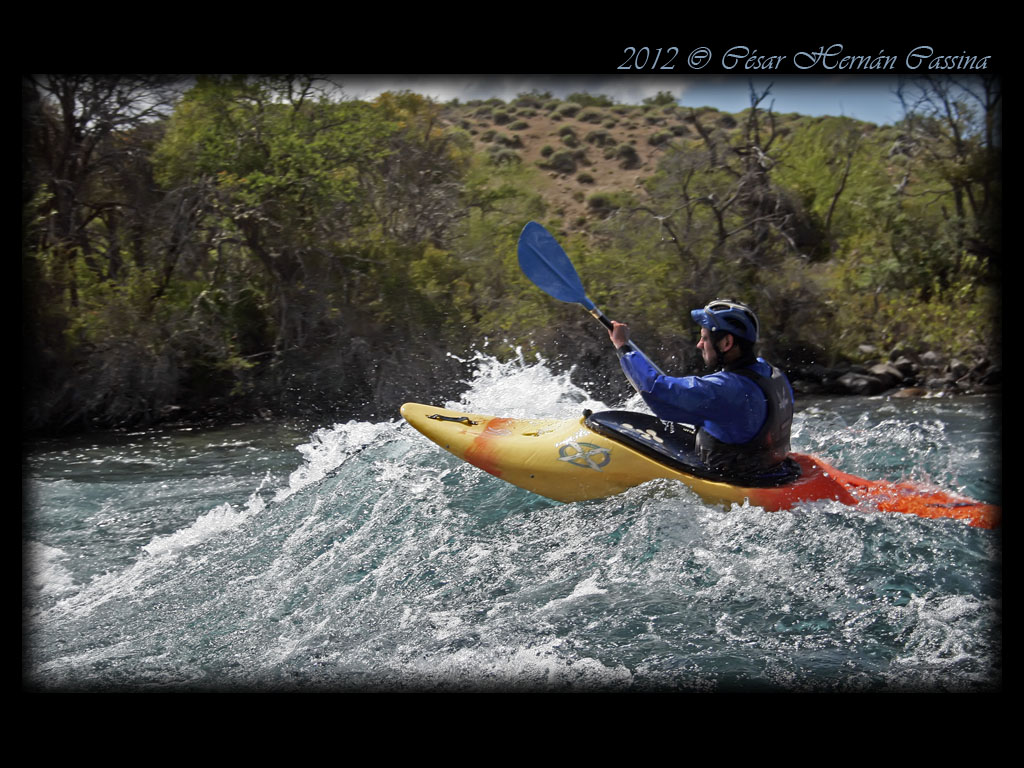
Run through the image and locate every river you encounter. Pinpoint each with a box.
[23,352,1001,692]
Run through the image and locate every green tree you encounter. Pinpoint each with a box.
[23,75,181,305]
[642,91,676,107]
[566,91,616,108]
[895,74,1001,291]
[153,75,397,358]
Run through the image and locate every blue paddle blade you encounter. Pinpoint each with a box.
[517,221,596,311]
[517,221,666,377]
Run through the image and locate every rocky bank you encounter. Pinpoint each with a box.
[787,344,1001,398]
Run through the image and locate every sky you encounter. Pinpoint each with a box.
[332,74,908,126]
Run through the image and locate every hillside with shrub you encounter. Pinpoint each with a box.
[22,76,1001,435]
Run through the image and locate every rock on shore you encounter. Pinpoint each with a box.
[787,345,1001,397]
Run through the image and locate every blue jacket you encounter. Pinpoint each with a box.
[618,349,794,445]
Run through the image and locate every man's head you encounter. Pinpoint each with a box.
[691,299,759,368]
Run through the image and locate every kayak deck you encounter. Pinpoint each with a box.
[400,403,1000,529]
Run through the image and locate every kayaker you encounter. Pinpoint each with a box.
[608,299,795,481]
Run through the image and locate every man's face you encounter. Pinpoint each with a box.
[697,327,719,368]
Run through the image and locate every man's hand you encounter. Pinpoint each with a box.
[608,321,631,349]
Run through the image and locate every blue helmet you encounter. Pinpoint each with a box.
[690,299,759,343]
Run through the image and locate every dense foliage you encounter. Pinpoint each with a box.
[22,75,1001,434]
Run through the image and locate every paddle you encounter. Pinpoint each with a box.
[517,221,666,375]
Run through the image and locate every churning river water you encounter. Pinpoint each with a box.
[23,353,1001,692]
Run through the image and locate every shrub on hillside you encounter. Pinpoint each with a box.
[541,149,577,174]
[566,92,616,107]
[616,144,640,168]
[513,92,549,109]
[489,148,521,165]
[494,132,523,148]
[587,190,635,217]
[555,102,582,118]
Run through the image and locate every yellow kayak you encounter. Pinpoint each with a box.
[400,402,1000,529]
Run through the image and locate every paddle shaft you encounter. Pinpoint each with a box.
[589,307,666,377]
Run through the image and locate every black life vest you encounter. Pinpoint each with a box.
[694,362,793,477]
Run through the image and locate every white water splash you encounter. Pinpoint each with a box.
[541,573,609,612]
[387,638,635,692]
[446,348,612,419]
[142,493,266,558]
[275,421,398,502]
[42,485,270,621]
[24,542,77,597]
